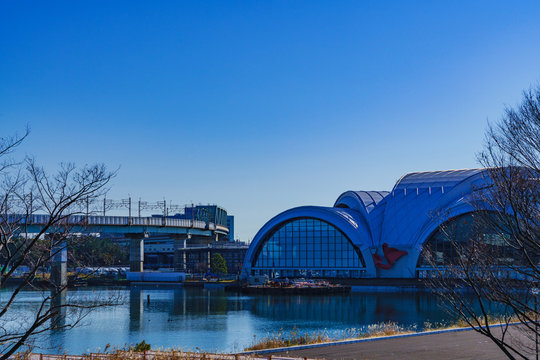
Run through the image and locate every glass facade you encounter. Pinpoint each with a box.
[417,212,517,268]
[251,218,366,279]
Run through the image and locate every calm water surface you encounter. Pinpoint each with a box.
[3,285,469,354]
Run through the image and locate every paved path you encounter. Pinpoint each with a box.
[273,327,533,360]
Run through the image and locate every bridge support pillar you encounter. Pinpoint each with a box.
[173,234,191,272]
[50,241,67,330]
[50,241,67,290]
[128,233,147,272]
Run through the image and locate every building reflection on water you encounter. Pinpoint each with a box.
[248,292,446,327]
[128,285,252,332]
[127,285,449,332]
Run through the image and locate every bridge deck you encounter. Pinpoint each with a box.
[8,214,228,235]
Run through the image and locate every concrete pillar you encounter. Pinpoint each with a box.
[50,241,67,289]
[50,241,67,330]
[173,234,190,272]
[128,234,146,272]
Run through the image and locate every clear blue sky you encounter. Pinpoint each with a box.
[1,1,540,241]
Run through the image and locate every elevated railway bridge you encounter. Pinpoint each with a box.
[10,214,229,273]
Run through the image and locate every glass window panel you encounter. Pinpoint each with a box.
[252,217,366,277]
[328,257,336,267]
[286,256,292,267]
[417,212,517,269]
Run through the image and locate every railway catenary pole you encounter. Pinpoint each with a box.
[85,197,89,224]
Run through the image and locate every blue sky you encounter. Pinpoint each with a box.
[1,1,540,241]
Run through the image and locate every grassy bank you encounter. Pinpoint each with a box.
[244,322,410,351]
[244,316,519,351]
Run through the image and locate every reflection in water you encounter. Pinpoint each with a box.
[248,292,447,330]
[3,285,505,354]
[128,285,248,317]
[129,286,143,331]
[50,288,67,330]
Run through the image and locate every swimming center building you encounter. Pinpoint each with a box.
[241,169,510,279]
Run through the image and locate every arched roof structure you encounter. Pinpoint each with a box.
[241,206,377,279]
[334,191,390,213]
[242,168,493,279]
[392,169,484,191]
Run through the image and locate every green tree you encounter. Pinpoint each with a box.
[210,253,227,274]
[69,237,128,267]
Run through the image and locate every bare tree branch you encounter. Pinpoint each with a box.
[0,129,119,358]
[424,85,540,359]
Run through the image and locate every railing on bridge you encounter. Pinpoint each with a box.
[3,197,230,234]
[6,214,223,232]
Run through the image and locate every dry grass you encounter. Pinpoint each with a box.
[244,322,410,351]
[13,350,261,360]
[359,322,411,338]
[245,327,329,351]
[423,313,525,332]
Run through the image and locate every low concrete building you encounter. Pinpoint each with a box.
[174,242,248,274]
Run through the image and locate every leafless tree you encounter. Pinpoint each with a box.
[0,129,119,358]
[424,85,540,359]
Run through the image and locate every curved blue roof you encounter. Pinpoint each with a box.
[334,191,389,213]
[381,169,488,248]
[393,169,484,191]
[333,191,390,248]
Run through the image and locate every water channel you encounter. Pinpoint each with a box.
[2,285,482,354]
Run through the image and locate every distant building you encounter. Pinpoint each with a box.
[182,205,228,227]
[142,235,175,269]
[152,204,230,241]
[227,215,234,242]
[145,240,248,274]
